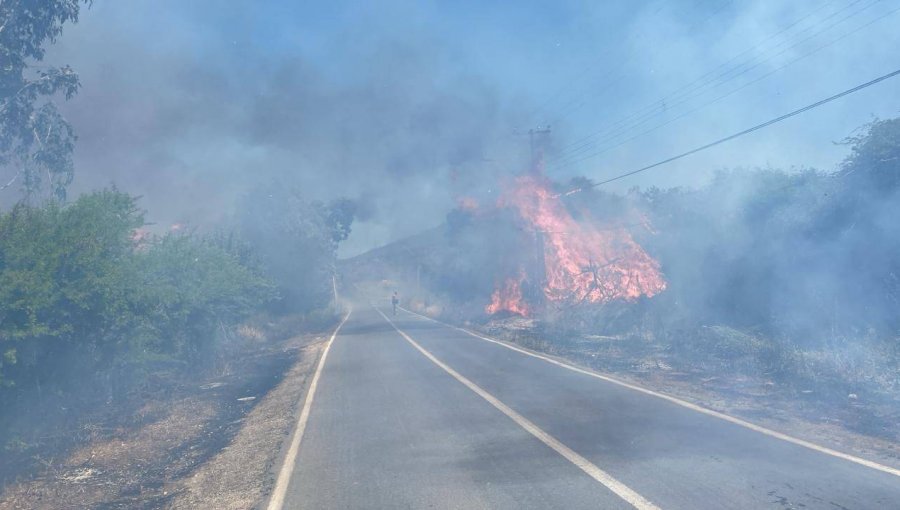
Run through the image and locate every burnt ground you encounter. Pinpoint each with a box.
[0,317,334,510]
[468,315,900,471]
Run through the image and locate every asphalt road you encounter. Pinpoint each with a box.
[280,305,900,509]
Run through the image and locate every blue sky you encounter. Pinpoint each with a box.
[27,0,900,255]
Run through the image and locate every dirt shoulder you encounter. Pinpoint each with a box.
[165,337,325,510]
[0,325,330,510]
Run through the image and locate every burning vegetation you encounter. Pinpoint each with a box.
[340,118,900,449]
[486,174,666,316]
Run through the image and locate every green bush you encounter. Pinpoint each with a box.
[123,233,276,362]
[0,189,275,392]
[0,190,142,387]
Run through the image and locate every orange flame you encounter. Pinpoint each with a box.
[486,175,666,315]
[485,273,530,316]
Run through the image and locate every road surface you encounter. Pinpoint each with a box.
[277,305,900,509]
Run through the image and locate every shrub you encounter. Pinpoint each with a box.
[0,190,275,393]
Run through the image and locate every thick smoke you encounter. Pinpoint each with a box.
[17,0,897,259]
[32,1,529,256]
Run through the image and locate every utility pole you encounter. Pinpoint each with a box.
[526,126,551,306]
[528,125,551,174]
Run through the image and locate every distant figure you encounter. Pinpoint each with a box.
[391,291,399,316]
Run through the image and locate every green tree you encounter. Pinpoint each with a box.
[238,183,355,312]
[840,118,900,194]
[0,0,88,202]
[0,189,142,387]
[0,189,275,390]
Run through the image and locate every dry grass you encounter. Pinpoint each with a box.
[168,339,325,510]
[0,394,218,509]
[0,324,330,510]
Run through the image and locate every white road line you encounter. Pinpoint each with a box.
[400,307,900,479]
[267,308,353,510]
[376,307,661,510]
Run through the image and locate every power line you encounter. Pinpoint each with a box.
[552,0,883,166]
[552,0,848,162]
[542,0,734,128]
[554,2,900,169]
[553,0,874,162]
[523,0,673,125]
[562,67,900,194]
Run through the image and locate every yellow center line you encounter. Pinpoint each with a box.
[376,307,661,510]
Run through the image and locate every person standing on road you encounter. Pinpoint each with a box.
[391,291,399,316]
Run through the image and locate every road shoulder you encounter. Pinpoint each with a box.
[167,337,327,510]
[405,308,900,473]
[0,323,331,510]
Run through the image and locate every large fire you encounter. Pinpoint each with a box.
[486,175,666,315]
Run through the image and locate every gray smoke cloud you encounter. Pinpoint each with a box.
[17,0,900,256]
[34,1,531,256]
